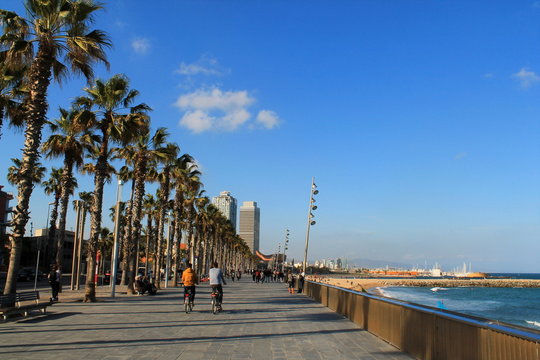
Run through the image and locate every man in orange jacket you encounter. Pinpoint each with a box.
[182,263,198,305]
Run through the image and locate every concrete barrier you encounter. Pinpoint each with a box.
[305,280,540,360]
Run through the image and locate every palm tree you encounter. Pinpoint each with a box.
[193,196,210,276]
[42,107,94,266]
[153,144,179,288]
[116,127,174,293]
[6,158,46,190]
[98,226,113,284]
[170,155,199,285]
[183,179,204,269]
[77,190,94,231]
[115,164,134,286]
[1,0,111,294]
[142,194,157,278]
[76,191,94,265]
[41,167,63,249]
[75,74,149,301]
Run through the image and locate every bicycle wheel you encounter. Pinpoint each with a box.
[184,299,190,314]
[212,297,217,314]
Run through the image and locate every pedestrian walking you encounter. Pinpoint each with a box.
[298,272,305,294]
[286,270,295,294]
[48,264,61,302]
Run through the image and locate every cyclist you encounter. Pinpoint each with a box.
[209,262,227,309]
[182,263,198,306]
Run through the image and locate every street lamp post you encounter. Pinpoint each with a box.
[276,243,281,271]
[111,179,124,298]
[302,177,319,274]
[282,229,289,272]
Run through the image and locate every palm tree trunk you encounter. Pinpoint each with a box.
[56,160,74,267]
[128,160,147,293]
[144,217,152,276]
[194,229,202,275]
[49,193,60,255]
[155,213,164,289]
[170,219,177,286]
[121,200,133,286]
[4,47,53,295]
[172,192,183,286]
[155,174,171,288]
[173,224,183,287]
[188,219,195,265]
[85,133,109,302]
[121,179,134,286]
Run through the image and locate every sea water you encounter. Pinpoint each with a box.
[378,273,540,331]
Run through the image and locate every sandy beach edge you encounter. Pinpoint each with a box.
[307,277,540,295]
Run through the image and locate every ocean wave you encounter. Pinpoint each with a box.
[375,287,388,297]
[525,320,540,328]
[431,287,448,292]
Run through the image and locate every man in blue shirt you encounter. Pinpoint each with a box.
[209,262,227,307]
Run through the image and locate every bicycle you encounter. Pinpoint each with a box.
[211,287,222,314]
[184,287,194,314]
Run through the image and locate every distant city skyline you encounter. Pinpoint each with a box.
[1,1,540,272]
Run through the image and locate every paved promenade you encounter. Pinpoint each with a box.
[0,278,412,360]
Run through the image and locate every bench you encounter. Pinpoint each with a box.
[0,291,52,320]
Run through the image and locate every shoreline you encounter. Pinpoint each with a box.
[307,277,540,294]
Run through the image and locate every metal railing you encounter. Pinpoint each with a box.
[305,280,540,360]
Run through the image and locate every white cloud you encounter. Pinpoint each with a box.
[533,1,540,9]
[513,68,540,88]
[175,55,228,76]
[483,73,494,78]
[222,109,251,130]
[180,110,214,133]
[454,152,467,160]
[174,87,279,133]
[177,88,254,111]
[256,110,280,129]
[131,38,150,54]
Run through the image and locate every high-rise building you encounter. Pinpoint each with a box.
[212,191,237,231]
[239,201,260,254]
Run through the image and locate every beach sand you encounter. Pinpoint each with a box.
[308,276,540,294]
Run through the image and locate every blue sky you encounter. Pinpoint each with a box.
[2,0,540,272]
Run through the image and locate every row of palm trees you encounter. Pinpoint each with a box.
[1,0,256,300]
